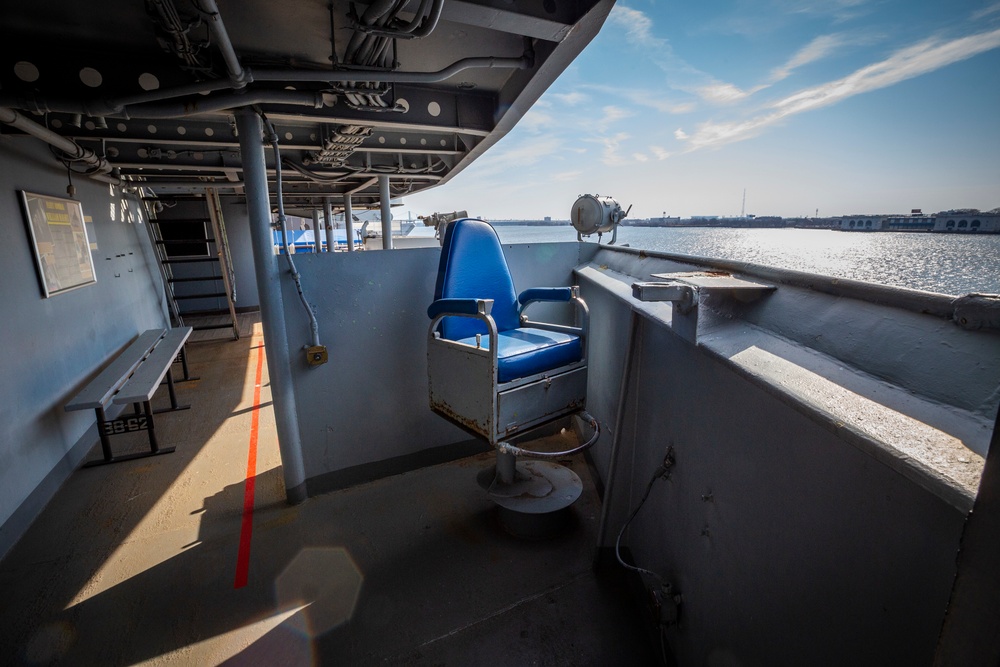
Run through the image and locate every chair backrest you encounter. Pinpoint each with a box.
[434,218,520,340]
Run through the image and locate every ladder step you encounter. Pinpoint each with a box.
[174,292,229,300]
[161,257,220,264]
[151,218,211,224]
[155,239,216,244]
[181,308,234,317]
[193,323,238,331]
[167,277,222,283]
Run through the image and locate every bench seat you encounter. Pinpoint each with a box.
[65,329,165,411]
[65,326,193,466]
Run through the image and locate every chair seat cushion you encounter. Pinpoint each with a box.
[458,327,582,382]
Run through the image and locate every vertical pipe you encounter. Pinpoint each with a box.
[379,174,393,250]
[344,194,355,252]
[312,210,322,253]
[323,197,334,253]
[594,309,641,560]
[235,109,307,504]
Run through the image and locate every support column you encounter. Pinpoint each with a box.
[379,174,392,250]
[344,194,355,252]
[323,198,334,252]
[312,210,322,252]
[235,108,307,504]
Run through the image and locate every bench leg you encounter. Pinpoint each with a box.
[81,403,176,468]
[174,347,200,382]
[95,407,114,462]
[155,369,191,414]
[143,401,175,457]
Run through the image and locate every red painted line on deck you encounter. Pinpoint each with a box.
[234,340,265,589]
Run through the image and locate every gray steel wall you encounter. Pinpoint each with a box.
[578,248,997,666]
[0,139,168,558]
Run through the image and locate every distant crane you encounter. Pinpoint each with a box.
[740,189,746,219]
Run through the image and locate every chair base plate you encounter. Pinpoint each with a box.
[478,460,583,538]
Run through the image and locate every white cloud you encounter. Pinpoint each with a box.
[470,136,563,177]
[650,146,671,160]
[771,34,845,81]
[971,2,1000,20]
[520,109,555,133]
[597,105,634,131]
[592,132,630,166]
[633,153,650,162]
[608,6,665,48]
[553,171,583,182]
[674,128,688,140]
[697,82,760,103]
[551,92,589,106]
[579,84,696,114]
[683,27,1000,150]
[695,34,848,106]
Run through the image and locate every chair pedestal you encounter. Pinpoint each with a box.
[477,448,583,538]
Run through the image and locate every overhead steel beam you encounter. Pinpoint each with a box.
[441,0,575,41]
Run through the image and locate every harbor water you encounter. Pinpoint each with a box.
[494,226,1000,297]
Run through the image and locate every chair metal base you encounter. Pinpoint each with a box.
[477,458,583,538]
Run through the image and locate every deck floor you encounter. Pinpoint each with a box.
[0,315,658,666]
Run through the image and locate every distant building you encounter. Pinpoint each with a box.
[884,212,935,232]
[837,215,886,231]
[932,210,1000,233]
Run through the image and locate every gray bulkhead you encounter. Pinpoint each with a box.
[0,140,169,555]
[269,236,996,664]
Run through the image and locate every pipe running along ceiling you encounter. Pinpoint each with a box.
[0,0,614,212]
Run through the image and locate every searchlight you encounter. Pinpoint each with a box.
[570,194,630,244]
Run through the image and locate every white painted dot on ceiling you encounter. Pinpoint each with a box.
[147,124,157,134]
[420,138,427,146]
[84,121,96,130]
[79,67,103,88]
[51,119,63,129]
[396,98,410,113]
[378,136,386,144]
[177,126,186,135]
[14,61,39,83]
[440,139,447,146]
[138,73,160,91]
[117,123,127,132]
[400,138,407,144]
[205,127,215,137]
[285,132,294,141]
[193,152,204,160]
[427,101,441,117]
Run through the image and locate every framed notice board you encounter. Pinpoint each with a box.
[20,191,97,298]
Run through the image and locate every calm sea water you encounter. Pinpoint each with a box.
[494,226,1000,297]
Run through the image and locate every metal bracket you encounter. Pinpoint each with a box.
[306,345,329,366]
[631,281,696,313]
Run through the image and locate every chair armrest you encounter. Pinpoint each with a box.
[427,298,494,320]
[517,287,573,305]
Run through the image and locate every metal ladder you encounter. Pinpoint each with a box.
[148,189,240,340]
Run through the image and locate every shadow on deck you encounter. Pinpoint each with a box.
[0,315,659,666]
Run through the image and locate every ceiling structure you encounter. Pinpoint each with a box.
[0,0,613,214]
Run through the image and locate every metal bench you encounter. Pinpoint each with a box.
[66,327,193,467]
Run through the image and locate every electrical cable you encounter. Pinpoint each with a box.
[614,447,674,587]
[257,109,322,349]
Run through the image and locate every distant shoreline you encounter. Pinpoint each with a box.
[489,217,998,233]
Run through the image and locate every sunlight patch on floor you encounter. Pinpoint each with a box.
[65,333,269,609]
[133,604,312,666]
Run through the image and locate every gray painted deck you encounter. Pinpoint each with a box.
[0,314,657,666]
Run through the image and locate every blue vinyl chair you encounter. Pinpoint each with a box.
[426,218,594,452]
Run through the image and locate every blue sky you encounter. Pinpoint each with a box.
[404,0,1000,220]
